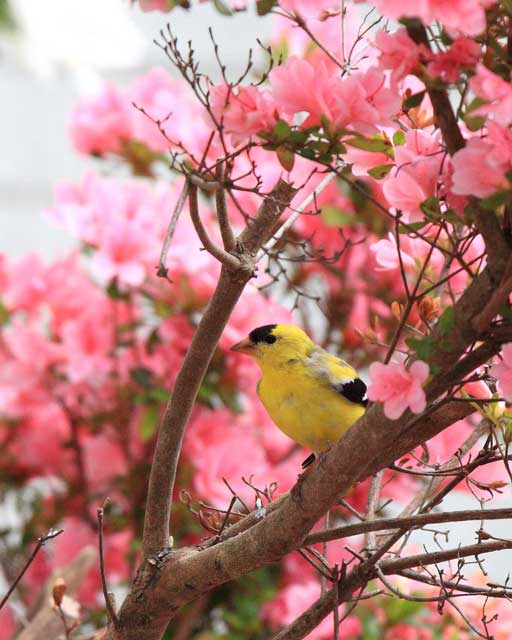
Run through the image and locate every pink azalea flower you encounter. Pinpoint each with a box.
[2,253,47,313]
[262,580,361,639]
[383,130,445,222]
[3,319,63,375]
[91,219,155,287]
[270,57,399,134]
[45,253,108,332]
[0,607,15,640]
[368,360,430,419]
[59,312,114,384]
[370,232,416,272]
[384,623,433,639]
[491,344,512,401]
[79,428,127,488]
[451,123,512,197]
[183,408,269,508]
[69,84,132,155]
[209,83,280,145]
[278,0,340,17]
[8,403,73,477]
[129,68,210,157]
[427,37,480,83]
[365,0,493,37]
[470,63,512,126]
[375,28,420,84]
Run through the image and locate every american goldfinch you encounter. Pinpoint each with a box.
[230,324,367,465]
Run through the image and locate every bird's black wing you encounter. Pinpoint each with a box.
[333,377,368,407]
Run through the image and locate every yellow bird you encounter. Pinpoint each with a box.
[230,324,367,466]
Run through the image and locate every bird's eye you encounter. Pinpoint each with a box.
[265,335,277,344]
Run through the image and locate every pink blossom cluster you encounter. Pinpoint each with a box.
[364,0,495,36]
[69,68,211,159]
[210,56,401,146]
[452,123,512,198]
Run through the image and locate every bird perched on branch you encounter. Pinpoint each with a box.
[230,324,367,467]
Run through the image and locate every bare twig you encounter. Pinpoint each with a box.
[304,507,512,545]
[157,179,190,280]
[257,172,336,260]
[97,503,119,626]
[188,184,241,269]
[0,529,64,611]
[381,539,512,574]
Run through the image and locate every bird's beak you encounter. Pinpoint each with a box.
[230,337,255,355]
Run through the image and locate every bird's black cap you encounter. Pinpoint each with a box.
[249,324,277,344]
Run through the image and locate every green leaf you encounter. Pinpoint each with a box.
[153,300,174,317]
[256,0,277,15]
[480,189,512,210]
[464,114,486,132]
[273,119,291,142]
[503,0,512,15]
[442,208,460,224]
[106,280,129,300]
[139,404,160,442]
[438,305,455,337]
[146,328,162,355]
[403,90,426,110]
[392,130,406,146]
[406,336,432,360]
[131,367,153,390]
[398,220,428,233]
[345,137,390,153]
[367,164,393,180]
[299,147,316,160]
[276,146,295,171]
[498,303,512,319]
[0,300,8,326]
[420,196,441,219]
[321,207,353,226]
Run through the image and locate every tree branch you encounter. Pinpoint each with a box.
[380,539,512,574]
[188,183,241,269]
[141,178,297,560]
[304,507,512,545]
[215,164,236,252]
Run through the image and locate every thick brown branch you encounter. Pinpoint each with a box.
[141,179,296,560]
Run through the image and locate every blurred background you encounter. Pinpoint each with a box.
[0,0,272,258]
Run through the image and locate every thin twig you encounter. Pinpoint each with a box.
[97,502,119,626]
[157,179,190,280]
[188,184,241,268]
[257,172,336,260]
[304,508,512,545]
[0,528,64,611]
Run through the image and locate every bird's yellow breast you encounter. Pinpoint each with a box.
[257,361,365,454]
